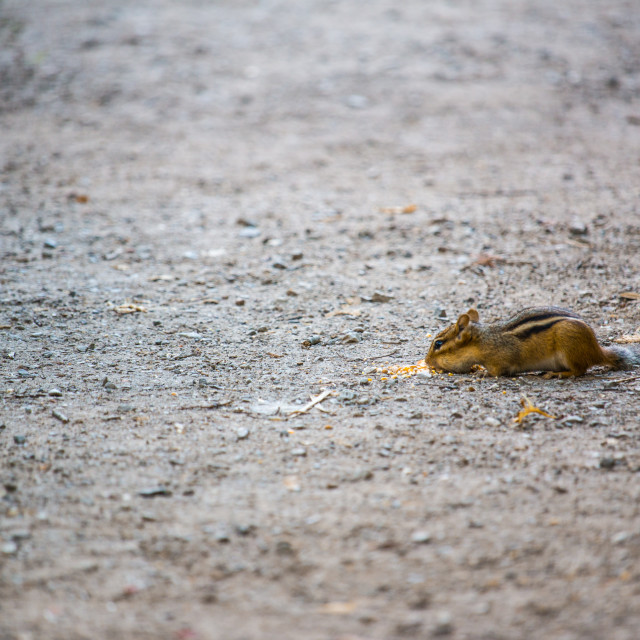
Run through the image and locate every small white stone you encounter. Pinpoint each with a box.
[411,530,432,544]
[1,541,18,555]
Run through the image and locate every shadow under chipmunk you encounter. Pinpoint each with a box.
[426,307,640,379]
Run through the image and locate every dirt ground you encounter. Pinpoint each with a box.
[1,1,640,638]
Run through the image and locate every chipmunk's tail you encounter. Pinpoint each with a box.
[603,345,640,371]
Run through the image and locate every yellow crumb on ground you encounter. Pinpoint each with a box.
[368,359,435,380]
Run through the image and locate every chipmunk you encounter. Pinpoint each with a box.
[426,306,640,378]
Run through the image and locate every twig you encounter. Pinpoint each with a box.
[171,352,200,361]
[604,375,640,387]
[288,389,334,417]
[347,348,399,362]
[370,349,399,360]
[178,400,233,410]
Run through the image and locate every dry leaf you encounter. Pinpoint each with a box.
[319,601,358,614]
[472,253,506,268]
[619,292,640,300]
[513,396,556,424]
[369,292,394,303]
[68,192,89,203]
[379,203,417,214]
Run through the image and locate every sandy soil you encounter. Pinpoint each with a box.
[1,1,640,638]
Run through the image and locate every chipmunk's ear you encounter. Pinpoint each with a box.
[456,312,472,332]
[455,310,477,342]
[466,308,479,323]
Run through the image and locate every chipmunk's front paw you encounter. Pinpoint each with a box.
[470,364,489,378]
[542,371,573,379]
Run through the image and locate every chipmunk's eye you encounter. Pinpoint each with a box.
[433,339,444,350]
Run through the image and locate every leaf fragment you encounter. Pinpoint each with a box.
[513,396,556,424]
[113,303,147,314]
[379,203,417,214]
[318,601,359,614]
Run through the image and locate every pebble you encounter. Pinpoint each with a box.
[432,611,454,636]
[305,335,321,346]
[473,601,491,615]
[599,457,616,470]
[275,540,295,556]
[291,447,307,457]
[18,369,35,378]
[236,427,250,440]
[235,523,256,536]
[395,617,423,636]
[369,291,394,303]
[10,530,31,541]
[435,307,448,319]
[341,332,361,344]
[238,227,261,238]
[14,435,26,445]
[235,299,246,307]
[359,377,370,385]
[52,409,69,423]
[236,217,258,227]
[43,238,58,249]
[484,417,501,428]
[117,404,135,413]
[214,528,231,543]
[612,531,630,545]
[48,388,63,397]
[411,530,432,544]
[569,218,588,236]
[1,541,18,555]
[346,94,369,109]
[38,219,56,232]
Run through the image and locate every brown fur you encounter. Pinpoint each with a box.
[426,306,639,378]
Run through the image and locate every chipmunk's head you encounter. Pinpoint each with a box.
[426,308,481,373]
